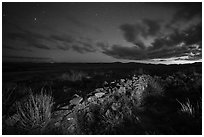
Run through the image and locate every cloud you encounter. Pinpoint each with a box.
[119,4,201,56]
[67,15,102,33]
[3,44,32,52]
[102,21,201,61]
[102,44,187,60]
[149,30,184,51]
[55,43,71,50]
[120,19,161,49]
[102,44,146,60]
[5,24,77,51]
[49,34,74,50]
[31,43,50,50]
[3,55,53,62]
[174,53,202,61]
[78,40,93,48]
[49,34,96,53]
[72,43,96,53]
[170,3,201,24]
[166,3,202,29]
[147,47,188,59]
[50,34,96,53]
[5,24,97,53]
[142,19,161,37]
[183,22,202,45]
[96,42,109,50]
[6,24,51,41]
[102,42,201,61]
[6,31,76,51]
[50,34,74,43]
[6,31,51,50]
[150,22,202,51]
[6,31,98,53]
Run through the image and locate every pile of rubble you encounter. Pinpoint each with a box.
[50,74,163,134]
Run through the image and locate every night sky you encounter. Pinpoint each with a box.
[2,2,202,64]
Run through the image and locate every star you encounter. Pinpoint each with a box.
[95,13,99,17]
[33,17,38,24]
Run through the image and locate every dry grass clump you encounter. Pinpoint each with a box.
[15,90,54,134]
[177,98,201,118]
[59,70,87,81]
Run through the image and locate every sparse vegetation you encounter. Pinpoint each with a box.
[2,63,202,135]
[177,98,195,116]
[177,98,202,118]
[58,70,87,81]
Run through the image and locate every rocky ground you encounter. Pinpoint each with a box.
[2,74,202,135]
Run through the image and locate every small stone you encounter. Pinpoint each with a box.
[95,92,105,98]
[54,122,61,127]
[105,109,111,117]
[69,96,83,105]
[103,81,108,86]
[67,118,73,121]
[95,88,104,92]
[68,124,76,134]
[88,96,97,103]
[74,103,86,110]
[111,102,121,111]
[60,105,70,110]
[118,87,126,94]
[120,79,125,83]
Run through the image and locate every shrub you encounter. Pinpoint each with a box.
[131,75,164,106]
[176,98,201,118]
[58,70,87,81]
[15,90,54,134]
[177,98,194,116]
[148,77,164,95]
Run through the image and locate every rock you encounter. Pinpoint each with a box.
[95,88,104,92]
[105,109,111,117]
[95,92,105,98]
[87,96,97,103]
[120,79,125,83]
[103,81,108,86]
[85,76,92,79]
[67,117,73,121]
[60,105,70,110]
[118,87,126,94]
[67,124,76,134]
[69,95,83,105]
[54,121,61,127]
[111,102,121,111]
[73,102,86,110]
